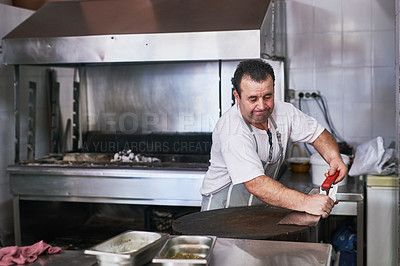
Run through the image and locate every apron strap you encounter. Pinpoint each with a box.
[225,183,234,208]
[244,119,258,153]
[248,194,254,206]
[205,193,214,211]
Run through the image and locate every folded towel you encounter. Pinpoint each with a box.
[0,240,61,266]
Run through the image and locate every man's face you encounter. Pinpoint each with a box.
[233,75,274,127]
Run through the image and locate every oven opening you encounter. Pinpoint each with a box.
[19,201,200,249]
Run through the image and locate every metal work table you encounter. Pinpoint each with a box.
[8,166,363,264]
[29,237,332,266]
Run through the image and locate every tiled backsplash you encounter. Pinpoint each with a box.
[286,0,396,149]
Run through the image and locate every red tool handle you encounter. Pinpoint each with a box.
[321,171,339,189]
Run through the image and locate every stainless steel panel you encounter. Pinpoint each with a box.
[31,250,97,266]
[209,238,332,266]
[3,31,262,64]
[335,192,364,202]
[330,201,357,216]
[8,166,205,206]
[27,238,333,266]
[2,0,271,64]
[83,62,220,133]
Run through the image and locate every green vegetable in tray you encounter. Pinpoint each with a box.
[170,253,202,259]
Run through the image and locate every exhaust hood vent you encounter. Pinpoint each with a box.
[2,0,271,65]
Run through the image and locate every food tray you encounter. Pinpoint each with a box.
[152,235,217,265]
[84,230,168,266]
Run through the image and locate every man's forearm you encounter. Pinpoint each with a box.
[311,129,340,163]
[244,175,334,217]
[311,129,348,182]
[244,175,306,210]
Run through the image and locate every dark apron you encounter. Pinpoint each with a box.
[202,116,284,211]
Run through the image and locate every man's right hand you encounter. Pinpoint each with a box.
[304,194,335,218]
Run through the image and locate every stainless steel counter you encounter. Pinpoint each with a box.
[29,238,332,266]
[279,170,364,266]
[208,238,332,266]
[8,166,363,265]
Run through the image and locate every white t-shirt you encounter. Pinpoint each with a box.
[200,100,325,195]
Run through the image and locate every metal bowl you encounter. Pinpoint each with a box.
[84,230,168,266]
[152,235,217,265]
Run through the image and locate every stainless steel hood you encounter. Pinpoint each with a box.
[2,0,272,65]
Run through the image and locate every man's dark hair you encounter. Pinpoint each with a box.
[232,59,275,98]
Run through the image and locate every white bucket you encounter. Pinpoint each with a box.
[310,153,350,186]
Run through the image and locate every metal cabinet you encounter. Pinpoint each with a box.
[366,175,399,266]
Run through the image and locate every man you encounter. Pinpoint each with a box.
[200,59,348,218]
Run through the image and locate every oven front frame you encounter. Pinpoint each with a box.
[8,165,205,245]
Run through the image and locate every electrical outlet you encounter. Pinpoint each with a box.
[293,90,320,100]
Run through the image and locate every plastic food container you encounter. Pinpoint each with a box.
[310,153,350,186]
[84,230,168,266]
[152,235,216,265]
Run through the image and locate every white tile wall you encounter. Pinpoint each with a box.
[315,68,343,102]
[343,102,373,137]
[289,68,314,90]
[287,34,315,68]
[314,33,342,67]
[372,101,396,138]
[373,0,396,30]
[373,30,396,66]
[285,0,314,34]
[287,0,397,149]
[343,0,373,31]
[314,0,342,33]
[373,67,396,101]
[343,32,373,66]
[342,67,373,102]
